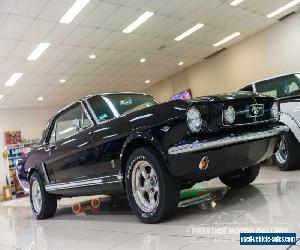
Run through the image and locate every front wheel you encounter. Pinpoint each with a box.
[219,165,260,188]
[125,147,179,224]
[273,132,300,171]
[30,172,57,220]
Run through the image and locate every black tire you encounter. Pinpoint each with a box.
[125,147,179,224]
[219,165,260,188]
[272,132,300,171]
[29,172,57,220]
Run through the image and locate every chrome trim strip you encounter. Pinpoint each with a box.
[42,163,50,184]
[45,174,122,191]
[168,125,289,155]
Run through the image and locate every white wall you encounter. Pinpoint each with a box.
[0,106,60,198]
[146,12,300,101]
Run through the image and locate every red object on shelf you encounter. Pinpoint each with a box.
[4,131,22,145]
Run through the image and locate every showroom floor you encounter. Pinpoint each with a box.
[0,166,299,250]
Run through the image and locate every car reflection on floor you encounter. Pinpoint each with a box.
[0,167,299,249]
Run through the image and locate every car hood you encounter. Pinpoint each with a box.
[191,91,269,103]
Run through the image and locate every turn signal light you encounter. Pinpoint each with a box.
[199,156,209,170]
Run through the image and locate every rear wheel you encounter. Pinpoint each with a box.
[219,165,260,188]
[125,147,179,224]
[30,172,57,220]
[273,132,300,171]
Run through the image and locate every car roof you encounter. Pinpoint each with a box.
[250,72,300,85]
[54,92,150,118]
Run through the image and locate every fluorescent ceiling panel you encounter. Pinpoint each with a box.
[230,0,245,6]
[174,23,204,41]
[0,94,3,99]
[4,73,23,86]
[213,32,241,47]
[266,0,299,18]
[122,11,154,33]
[27,43,50,60]
[60,0,90,24]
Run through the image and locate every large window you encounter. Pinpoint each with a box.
[48,103,92,143]
[255,74,300,98]
[87,94,157,123]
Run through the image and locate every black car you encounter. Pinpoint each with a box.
[17,92,286,223]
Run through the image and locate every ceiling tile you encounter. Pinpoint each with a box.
[22,19,56,42]
[38,0,75,22]
[0,39,18,58]
[45,23,76,44]
[12,0,48,18]
[63,26,94,46]
[80,1,119,28]
[0,15,33,40]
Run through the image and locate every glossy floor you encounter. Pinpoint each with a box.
[0,166,299,250]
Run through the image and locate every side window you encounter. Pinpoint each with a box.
[288,82,299,93]
[240,85,253,92]
[87,96,115,123]
[55,103,92,142]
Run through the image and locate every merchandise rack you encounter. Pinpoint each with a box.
[5,141,38,199]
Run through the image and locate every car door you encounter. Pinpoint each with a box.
[85,95,121,177]
[44,102,98,185]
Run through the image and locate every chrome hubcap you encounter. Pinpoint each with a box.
[275,137,288,165]
[132,160,159,213]
[31,180,42,213]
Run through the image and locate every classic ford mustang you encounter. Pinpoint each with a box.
[240,73,300,170]
[17,92,287,223]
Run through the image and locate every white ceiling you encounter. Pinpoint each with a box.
[0,0,299,109]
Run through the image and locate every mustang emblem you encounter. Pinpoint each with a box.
[249,104,264,117]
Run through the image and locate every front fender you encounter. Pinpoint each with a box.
[120,131,167,161]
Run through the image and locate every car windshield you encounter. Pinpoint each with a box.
[88,94,158,123]
[255,73,300,98]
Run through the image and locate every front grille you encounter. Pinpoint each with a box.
[224,98,273,125]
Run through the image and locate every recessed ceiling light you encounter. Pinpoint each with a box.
[38,96,44,101]
[145,80,151,84]
[230,0,245,7]
[266,0,299,18]
[178,61,184,66]
[27,43,50,61]
[213,32,241,47]
[89,54,96,59]
[60,0,90,24]
[174,23,204,41]
[60,79,66,83]
[0,94,3,99]
[4,73,23,87]
[123,11,154,33]
[140,58,146,63]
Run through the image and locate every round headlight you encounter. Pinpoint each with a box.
[224,106,236,124]
[271,102,279,120]
[187,106,202,132]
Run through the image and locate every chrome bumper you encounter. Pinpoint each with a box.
[168,125,289,155]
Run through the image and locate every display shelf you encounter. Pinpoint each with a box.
[4,141,38,199]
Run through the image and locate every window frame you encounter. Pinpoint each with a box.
[85,94,158,125]
[45,101,95,145]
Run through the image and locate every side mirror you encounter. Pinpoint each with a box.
[72,119,82,132]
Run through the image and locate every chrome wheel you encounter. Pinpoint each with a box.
[131,160,159,213]
[275,137,288,165]
[31,179,42,213]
